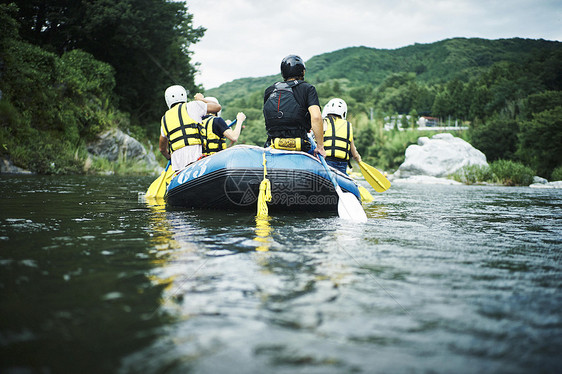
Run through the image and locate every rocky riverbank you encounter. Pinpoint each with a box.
[1,128,161,176]
[391,133,561,188]
[86,128,161,175]
[1,157,33,174]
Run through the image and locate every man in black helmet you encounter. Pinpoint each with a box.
[263,55,325,157]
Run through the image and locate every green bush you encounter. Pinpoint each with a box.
[0,8,133,174]
[489,159,534,186]
[451,164,493,184]
[7,128,83,174]
[451,160,535,186]
[551,166,562,181]
[88,155,157,176]
[1,41,60,131]
[58,50,116,99]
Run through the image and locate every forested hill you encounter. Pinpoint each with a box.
[207,37,561,105]
[207,37,561,179]
[308,38,559,84]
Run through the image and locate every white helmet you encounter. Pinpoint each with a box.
[205,96,221,117]
[324,98,347,119]
[164,85,188,109]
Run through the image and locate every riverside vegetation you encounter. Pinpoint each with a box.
[1,2,561,184]
[451,161,535,186]
[0,1,203,175]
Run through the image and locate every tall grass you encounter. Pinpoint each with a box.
[451,164,493,184]
[452,160,535,186]
[88,157,158,176]
[489,160,534,186]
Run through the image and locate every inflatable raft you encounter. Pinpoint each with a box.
[165,145,361,212]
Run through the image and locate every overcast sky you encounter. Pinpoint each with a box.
[184,0,562,89]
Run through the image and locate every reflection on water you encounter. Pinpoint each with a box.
[1,176,561,374]
[254,216,273,252]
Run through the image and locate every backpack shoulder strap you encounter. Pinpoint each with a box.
[274,80,301,90]
[286,80,301,88]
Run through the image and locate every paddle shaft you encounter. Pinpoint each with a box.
[310,135,367,221]
[155,160,171,192]
[317,154,339,190]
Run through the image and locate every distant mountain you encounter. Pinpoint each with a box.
[207,37,561,105]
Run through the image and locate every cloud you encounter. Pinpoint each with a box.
[185,0,562,89]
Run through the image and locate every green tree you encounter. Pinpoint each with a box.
[0,4,131,174]
[431,78,469,119]
[431,89,450,119]
[517,106,562,178]
[355,123,375,159]
[6,0,205,124]
[373,73,419,114]
[470,118,519,162]
[409,109,418,129]
[412,84,436,115]
[519,90,562,120]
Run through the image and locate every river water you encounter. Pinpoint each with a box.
[0,175,561,374]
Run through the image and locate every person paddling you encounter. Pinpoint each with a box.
[322,98,362,174]
[200,97,246,156]
[159,86,221,171]
[263,55,325,157]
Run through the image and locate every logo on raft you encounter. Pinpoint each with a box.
[223,170,337,207]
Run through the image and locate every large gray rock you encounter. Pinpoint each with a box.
[396,133,488,178]
[1,157,33,174]
[530,181,562,189]
[87,128,160,173]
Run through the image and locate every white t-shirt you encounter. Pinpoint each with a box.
[170,145,202,172]
[161,101,208,171]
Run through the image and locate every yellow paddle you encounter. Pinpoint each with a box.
[358,161,391,193]
[358,185,374,203]
[146,160,174,199]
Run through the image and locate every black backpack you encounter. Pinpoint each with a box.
[263,80,305,133]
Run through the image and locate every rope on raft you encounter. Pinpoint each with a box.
[257,151,272,217]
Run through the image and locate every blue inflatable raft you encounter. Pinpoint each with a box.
[165,145,361,212]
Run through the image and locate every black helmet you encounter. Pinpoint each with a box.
[280,55,305,80]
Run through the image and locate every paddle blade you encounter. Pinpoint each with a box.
[359,161,391,193]
[358,185,374,203]
[146,166,174,198]
[315,153,368,222]
[336,186,368,222]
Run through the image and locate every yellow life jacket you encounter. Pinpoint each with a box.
[324,116,352,160]
[201,116,227,156]
[161,103,201,152]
